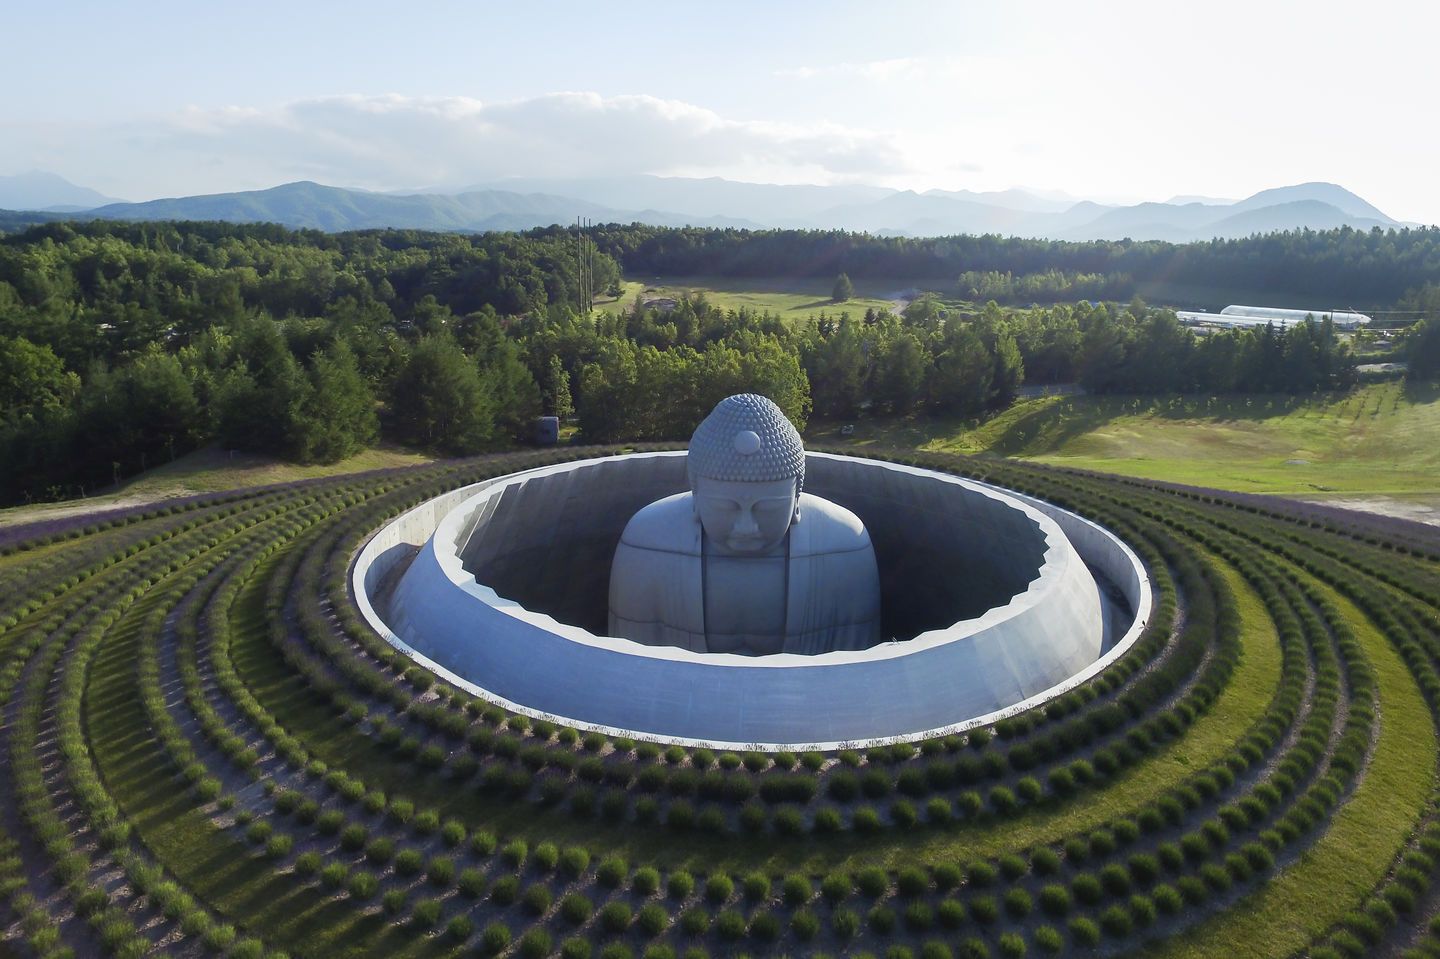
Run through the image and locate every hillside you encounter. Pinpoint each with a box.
[816,381,1440,510]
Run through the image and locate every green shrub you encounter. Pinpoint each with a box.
[519,929,553,959]
[347,872,378,899]
[668,870,696,900]
[714,909,746,941]
[459,868,487,897]
[523,883,554,916]
[897,866,929,896]
[634,866,661,896]
[410,898,442,928]
[478,921,512,950]
[680,908,710,936]
[427,855,456,886]
[447,915,474,941]
[502,839,528,867]
[748,909,780,941]
[971,895,999,925]
[637,903,669,936]
[1034,925,1064,954]
[856,866,888,897]
[1069,916,1101,947]
[868,904,897,934]
[998,932,1026,958]
[597,856,628,888]
[601,901,633,933]
[534,840,560,871]
[491,876,520,905]
[704,873,734,904]
[822,871,853,902]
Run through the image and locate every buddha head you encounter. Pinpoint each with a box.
[687,394,805,555]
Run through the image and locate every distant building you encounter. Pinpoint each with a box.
[1176,303,1371,330]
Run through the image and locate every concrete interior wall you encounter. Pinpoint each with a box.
[460,454,1047,643]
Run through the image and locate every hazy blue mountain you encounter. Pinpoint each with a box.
[0,171,122,211]
[81,181,761,232]
[9,174,1409,242]
[1204,199,1393,238]
[1165,194,1239,205]
[442,174,895,223]
[921,187,1072,213]
[1061,201,1235,241]
[802,190,1043,235]
[1228,181,1394,222]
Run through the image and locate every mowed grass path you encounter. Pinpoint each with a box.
[818,380,1440,497]
[1139,582,1437,958]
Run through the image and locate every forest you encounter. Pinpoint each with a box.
[0,220,1418,505]
[582,222,1440,307]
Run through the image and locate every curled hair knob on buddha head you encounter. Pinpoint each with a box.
[686,394,805,494]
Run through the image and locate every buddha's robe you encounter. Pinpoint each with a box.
[608,492,881,655]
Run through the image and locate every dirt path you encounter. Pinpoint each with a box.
[1298,495,1440,528]
[0,491,176,530]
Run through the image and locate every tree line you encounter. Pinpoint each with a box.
[579,223,1440,309]
[0,220,1386,506]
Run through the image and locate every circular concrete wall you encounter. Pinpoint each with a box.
[354,452,1152,749]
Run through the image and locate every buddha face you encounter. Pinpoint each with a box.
[693,476,799,555]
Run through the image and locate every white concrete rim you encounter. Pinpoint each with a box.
[352,452,1154,751]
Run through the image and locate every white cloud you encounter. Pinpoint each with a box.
[3,93,914,199]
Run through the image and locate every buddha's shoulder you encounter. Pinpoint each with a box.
[793,493,873,556]
[616,492,701,554]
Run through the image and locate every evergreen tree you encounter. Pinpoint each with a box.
[291,340,378,464]
[873,330,928,414]
[1408,319,1440,378]
[545,354,574,419]
[389,333,494,454]
[928,325,993,415]
[831,273,855,303]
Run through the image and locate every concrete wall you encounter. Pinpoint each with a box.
[354,452,1150,749]
[456,454,1044,641]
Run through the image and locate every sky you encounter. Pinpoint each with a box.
[4,0,1438,223]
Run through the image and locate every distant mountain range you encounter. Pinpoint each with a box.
[0,171,1417,242]
[0,171,123,211]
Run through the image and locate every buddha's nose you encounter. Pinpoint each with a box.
[733,508,759,536]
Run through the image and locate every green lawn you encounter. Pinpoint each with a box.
[815,380,1440,497]
[597,275,942,323]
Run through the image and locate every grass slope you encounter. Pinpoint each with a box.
[816,381,1440,498]
[0,444,435,530]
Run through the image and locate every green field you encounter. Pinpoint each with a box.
[598,275,942,322]
[815,380,1440,500]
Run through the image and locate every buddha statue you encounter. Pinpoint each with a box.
[608,394,882,655]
